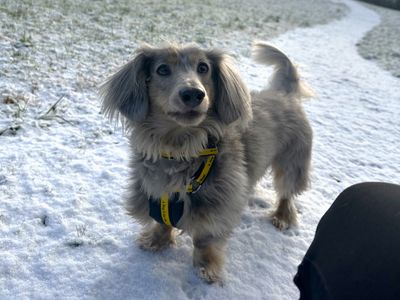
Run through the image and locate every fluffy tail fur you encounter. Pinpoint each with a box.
[251,41,314,98]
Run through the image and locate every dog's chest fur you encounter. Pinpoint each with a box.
[137,155,206,198]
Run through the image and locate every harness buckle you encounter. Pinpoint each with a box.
[189,180,201,194]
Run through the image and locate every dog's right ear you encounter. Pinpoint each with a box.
[207,50,252,127]
[100,46,153,124]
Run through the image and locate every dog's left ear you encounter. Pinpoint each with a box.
[208,50,252,126]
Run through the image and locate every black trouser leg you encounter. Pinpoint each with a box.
[294,182,400,300]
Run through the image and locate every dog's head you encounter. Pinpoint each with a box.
[101,44,251,128]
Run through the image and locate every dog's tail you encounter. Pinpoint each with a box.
[251,41,314,99]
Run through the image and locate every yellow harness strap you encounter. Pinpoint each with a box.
[154,138,218,227]
[160,193,172,226]
[161,146,218,160]
[186,155,216,193]
[198,147,218,156]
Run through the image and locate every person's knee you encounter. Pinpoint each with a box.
[334,182,367,204]
[335,182,381,205]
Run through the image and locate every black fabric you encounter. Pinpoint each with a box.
[294,182,400,300]
[149,193,184,227]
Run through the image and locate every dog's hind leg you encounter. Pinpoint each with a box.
[270,137,311,230]
[270,196,298,230]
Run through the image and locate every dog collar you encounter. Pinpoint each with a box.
[149,138,218,227]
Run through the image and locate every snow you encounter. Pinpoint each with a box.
[1,0,400,299]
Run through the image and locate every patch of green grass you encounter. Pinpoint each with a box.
[19,31,33,47]
[12,50,23,58]
[195,35,207,44]
[0,6,27,18]
[147,22,155,33]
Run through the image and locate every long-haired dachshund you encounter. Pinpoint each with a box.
[100,42,313,283]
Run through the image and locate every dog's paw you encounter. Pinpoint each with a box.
[194,255,224,285]
[269,199,298,231]
[137,227,175,251]
[271,216,290,231]
[197,266,224,285]
[137,233,175,251]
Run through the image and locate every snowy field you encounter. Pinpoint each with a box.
[1,0,400,299]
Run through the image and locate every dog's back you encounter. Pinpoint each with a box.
[244,43,313,229]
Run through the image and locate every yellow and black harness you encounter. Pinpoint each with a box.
[149,139,218,227]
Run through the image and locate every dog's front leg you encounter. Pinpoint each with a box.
[126,177,176,251]
[137,222,175,251]
[192,235,227,284]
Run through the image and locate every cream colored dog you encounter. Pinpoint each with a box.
[101,42,313,283]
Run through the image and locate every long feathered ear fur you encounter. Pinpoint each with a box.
[207,50,252,126]
[100,46,153,125]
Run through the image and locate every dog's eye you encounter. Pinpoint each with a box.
[156,64,171,76]
[197,62,209,74]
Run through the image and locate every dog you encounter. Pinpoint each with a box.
[100,41,313,284]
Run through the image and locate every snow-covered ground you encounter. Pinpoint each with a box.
[1,0,400,299]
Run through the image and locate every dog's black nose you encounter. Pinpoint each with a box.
[179,88,205,108]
